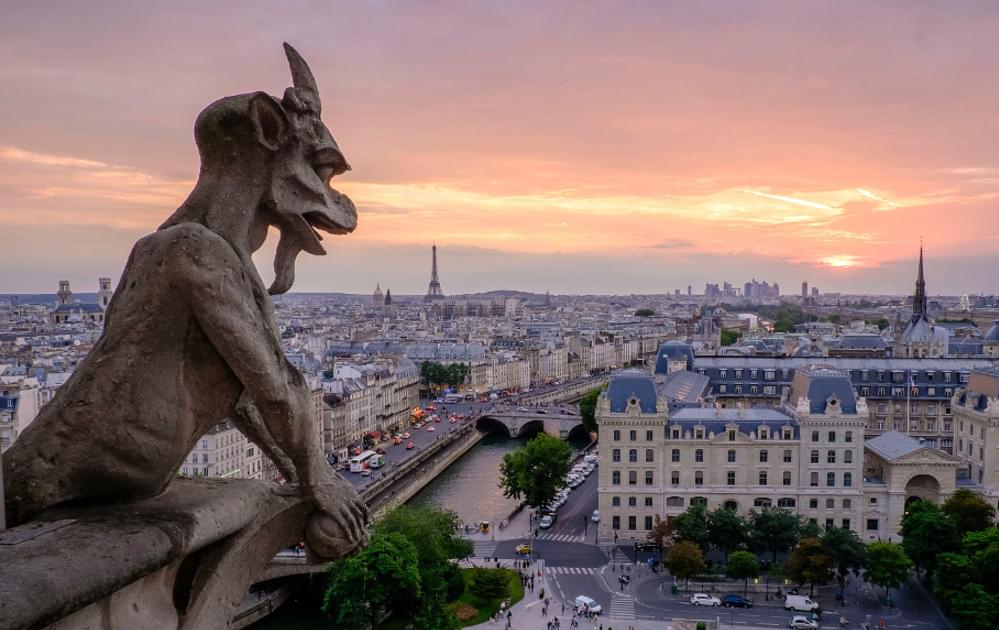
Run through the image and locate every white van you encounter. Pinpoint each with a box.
[784,595,819,612]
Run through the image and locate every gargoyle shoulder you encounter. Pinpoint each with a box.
[141,223,246,289]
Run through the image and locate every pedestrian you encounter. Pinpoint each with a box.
[561,602,565,614]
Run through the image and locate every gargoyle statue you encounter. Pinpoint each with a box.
[3,43,367,559]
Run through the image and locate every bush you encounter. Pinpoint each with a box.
[469,568,511,599]
[445,563,467,601]
[697,622,707,630]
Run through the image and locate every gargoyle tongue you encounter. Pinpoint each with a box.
[269,229,305,295]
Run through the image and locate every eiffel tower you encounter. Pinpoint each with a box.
[424,242,445,302]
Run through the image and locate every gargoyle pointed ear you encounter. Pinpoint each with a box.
[284,43,318,94]
[248,93,288,151]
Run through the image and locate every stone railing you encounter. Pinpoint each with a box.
[0,478,323,630]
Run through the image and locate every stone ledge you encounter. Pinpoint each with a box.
[0,478,312,630]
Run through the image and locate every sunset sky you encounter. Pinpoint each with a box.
[2,1,998,295]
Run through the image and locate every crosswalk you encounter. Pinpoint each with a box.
[534,532,584,543]
[608,594,636,620]
[472,541,497,557]
[546,566,598,575]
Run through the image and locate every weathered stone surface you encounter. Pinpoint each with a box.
[2,43,366,563]
[0,479,318,630]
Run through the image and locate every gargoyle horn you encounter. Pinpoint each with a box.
[284,42,318,95]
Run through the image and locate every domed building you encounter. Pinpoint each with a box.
[372,283,384,310]
[984,319,999,357]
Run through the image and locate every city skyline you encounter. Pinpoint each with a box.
[2,2,999,294]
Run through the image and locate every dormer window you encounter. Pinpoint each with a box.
[728,430,736,441]
[759,429,769,440]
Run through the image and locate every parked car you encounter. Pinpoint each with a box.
[591,510,600,522]
[784,595,820,612]
[375,447,386,454]
[788,615,818,630]
[406,442,415,450]
[690,593,721,607]
[722,594,752,608]
[427,425,436,432]
[402,432,411,439]
[573,595,602,615]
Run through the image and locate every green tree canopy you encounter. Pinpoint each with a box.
[668,541,706,593]
[578,387,603,433]
[748,507,802,563]
[864,542,912,606]
[943,488,996,536]
[932,552,978,609]
[950,583,999,630]
[720,329,741,346]
[900,500,961,576]
[468,567,511,599]
[673,504,710,551]
[707,506,748,561]
[420,361,471,391]
[499,433,572,510]
[787,537,832,596]
[323,532,421,629]
[725,550,760,597]
[821,526,867,598]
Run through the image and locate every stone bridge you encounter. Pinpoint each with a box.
[477,408,588,439]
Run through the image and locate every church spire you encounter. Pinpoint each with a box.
[913,241,927,318]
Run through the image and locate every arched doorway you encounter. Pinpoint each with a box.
[905,474,942,504]
[723,499,739,511]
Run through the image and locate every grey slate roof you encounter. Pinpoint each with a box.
[865,431,925,461]
[658,370,710,405]
[606,374,658,413]
[985,320,999,342]
[787,366,858,414]
[670,407,798,437]
[654,341,695,374]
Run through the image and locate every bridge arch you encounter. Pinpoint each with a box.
[475,415,514,438]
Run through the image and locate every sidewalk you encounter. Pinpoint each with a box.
[462,501,534,543]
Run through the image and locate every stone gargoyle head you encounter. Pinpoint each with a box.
[171,42,357,294]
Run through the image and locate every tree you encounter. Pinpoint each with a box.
[708,507,748,562]
[943,488,996,536]
[673,504,710,551]
[720,329,741,346]
[499,433,572,510]
[932,552,977,609]
[635,308,655,317]
[748,507,801,564]
[668,541,706,593]
[323,532,421,629]
[900,501,961,576]
[578,387,603,433]
[648,514,676,551]
[787,537,832,596]
[950,583,999,630]
[864,542,912,607]
[822,526,867,599]
[726,551,760,597]
[468,567,511,599]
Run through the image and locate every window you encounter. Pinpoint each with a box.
[671,428,681,439]
[843,499,852,509]
[645,516,654,530]
[628,515,636,530]
[613,430,620,441]
[759,471,768,485]
[629,449,638,463]
[828,431,836,442]
[695,471,703,486]
[866,519,878,531]
[671,471,680,486]
[778,498,796,508]
[628,471,637,485]
[810,472,819,487]
[628,496,637,507]
[646,430,653,441]
[809,498,818,509]
[783,449,792,463]
[728,449,736,463]
[754,497,772,507]
[646,449,654,462]
[827,472,836,487]
[667,496,685,507]
[783,471,792,486]
[760,429,769,440]
[783,429,793,440]
[695,449,704,462]
[629,430,637,441]
[645,497,653,507]
[695,429,704,439]
[691,496,708,507]
[827,450,836,464]
[843,472,852,487]
[727,471,736,485]
[760,450,769,463]
[870,497,878,504]
[811,450,819,464]
[612,449,621,462]
[672,449,680,462]
[826,518,835,530]
[612,515,620,530]
[728,430,736,441]
[612,471,621,485]
[844,450,852,464]
[826,498,835,509]
[645,471,654,486]
[812,430,819,442]
[612,496,621,506]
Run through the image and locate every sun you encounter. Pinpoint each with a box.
[820,255,859,268]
